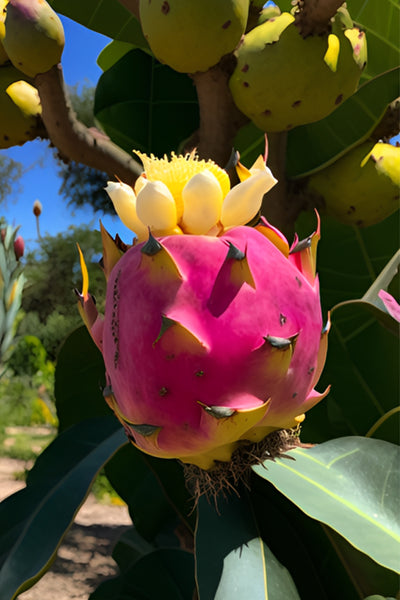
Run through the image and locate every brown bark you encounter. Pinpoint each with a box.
[370,98,400,142]
[294,0,345,37]
[35,65,142,187]
[117,0,140,20]
[190,57,248,168]
[260,132,302,240]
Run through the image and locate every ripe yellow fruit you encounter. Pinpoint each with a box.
[0,0,9,66]
[139,0,249,73]
[0,64,41,148]
[3,0,64,78]
[229,11,366,132]
[307,141,400,227]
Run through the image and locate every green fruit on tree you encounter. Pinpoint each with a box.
[139,0,249,73]
[0,64,41,148]
[3,0,64,78]
[307,141,400,227]
[0,0,9,65]
[229,10,367,131]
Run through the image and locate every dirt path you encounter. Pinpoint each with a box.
[0,458,132,600]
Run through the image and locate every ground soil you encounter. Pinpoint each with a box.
[0,457,132,600]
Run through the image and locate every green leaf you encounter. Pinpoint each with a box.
[97,40,138,72]
[90,548,195,600]
[104,444,195,541]
[94,49,199,156]
[347,0,400,81]
[332,249,400,336]
[296,211,399,444]
[253,437,400,574]
[250,472,399,599]
[0,417,127,600]
[48,0,147,44]
[286,68,400,179]
[195,491,300,600]
[55,326,110,432]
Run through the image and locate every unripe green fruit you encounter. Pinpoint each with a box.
[3,0,64,77]
[139,0,249,73]
[229,12,366,132]
[0,1,8,66]
[0,64,41,148]
[307,141,400,227]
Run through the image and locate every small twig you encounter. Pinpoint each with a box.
[35,64,142,186]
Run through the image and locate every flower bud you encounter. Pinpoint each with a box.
[33,199,42,216]
[14,235,24,260]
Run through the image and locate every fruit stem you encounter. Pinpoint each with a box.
[34,64,142,186]
[260,132,300,240]
[190,58,249,167]
[294,0,345,37]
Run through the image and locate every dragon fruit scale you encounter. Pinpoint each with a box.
[78,152,329,471]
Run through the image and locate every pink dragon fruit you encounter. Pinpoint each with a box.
[78,152,329,470]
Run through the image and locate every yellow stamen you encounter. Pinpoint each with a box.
[134,151,230,222]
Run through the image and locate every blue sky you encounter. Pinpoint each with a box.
[0,15,135,252]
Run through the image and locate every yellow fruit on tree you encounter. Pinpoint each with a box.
[229,10,367,132]
[307,141,400,227]
[0,64,41,148]
[139,0,249,73]
[0,0,9,66]
[3,0,64,78]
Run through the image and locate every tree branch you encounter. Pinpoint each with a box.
[261,132,302,240]
[294,0,345,37]
[117,0,140,20]
[370,98,400,142]
[35,64,142,186]
[190,56,248,167]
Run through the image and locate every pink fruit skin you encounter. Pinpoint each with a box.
[101,225,325,462]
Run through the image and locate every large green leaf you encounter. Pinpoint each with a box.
[0,417,126,600]
[195,490,300,600]
[48,0,147,45]
[253,437,400,574]
[296,211,399,443]
[55,326,110,432]
[250,472,399,599]
[94,49,199,156]
[90,548,195,599]
[104,444,195,541]
[347,0,400,81]
[331,249,400,336]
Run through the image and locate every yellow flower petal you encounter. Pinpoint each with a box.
[221,166,277,228]
[105,181,148,241]
[134,151,230,221]
[136,180,178,231]
[181,170,224,234]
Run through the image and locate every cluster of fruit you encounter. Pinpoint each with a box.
[0,0,63,148]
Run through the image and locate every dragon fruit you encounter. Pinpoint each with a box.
[78,152,329,470]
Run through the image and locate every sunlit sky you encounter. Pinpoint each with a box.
[0,15,135,253]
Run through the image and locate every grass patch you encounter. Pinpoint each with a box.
[0,427,56,462]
